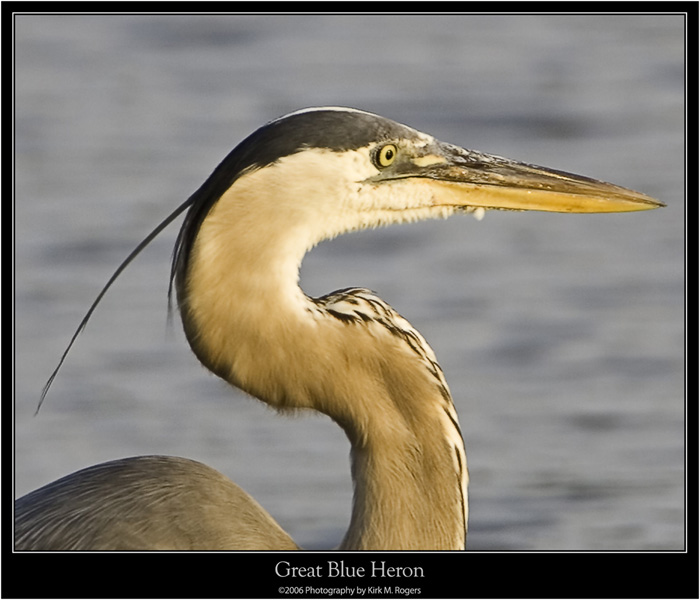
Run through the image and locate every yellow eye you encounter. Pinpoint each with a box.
[376,144,397,168]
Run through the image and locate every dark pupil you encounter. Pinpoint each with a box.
[383,147,394,161]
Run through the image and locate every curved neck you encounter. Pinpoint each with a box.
[178,180,468,550]
[340,399,468,550]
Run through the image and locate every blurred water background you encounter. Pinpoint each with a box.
[14,14,685,551]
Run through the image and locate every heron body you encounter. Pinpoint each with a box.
[14,456,298,550]
[16,107,663,551]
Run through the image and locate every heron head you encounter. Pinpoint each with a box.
[174,106,664,291]
[213,107,663,240]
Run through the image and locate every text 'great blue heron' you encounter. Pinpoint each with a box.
[15,107,663,551]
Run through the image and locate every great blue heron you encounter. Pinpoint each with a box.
[15,107,663,551]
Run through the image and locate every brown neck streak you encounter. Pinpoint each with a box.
[178,167,468,550]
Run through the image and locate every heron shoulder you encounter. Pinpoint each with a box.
[14,456,297,551]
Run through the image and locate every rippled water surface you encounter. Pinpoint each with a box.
[15,14,685,550]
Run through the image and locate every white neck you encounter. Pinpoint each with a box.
[177,162,468,550]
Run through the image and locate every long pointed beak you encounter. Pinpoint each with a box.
[410,145,664,214]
